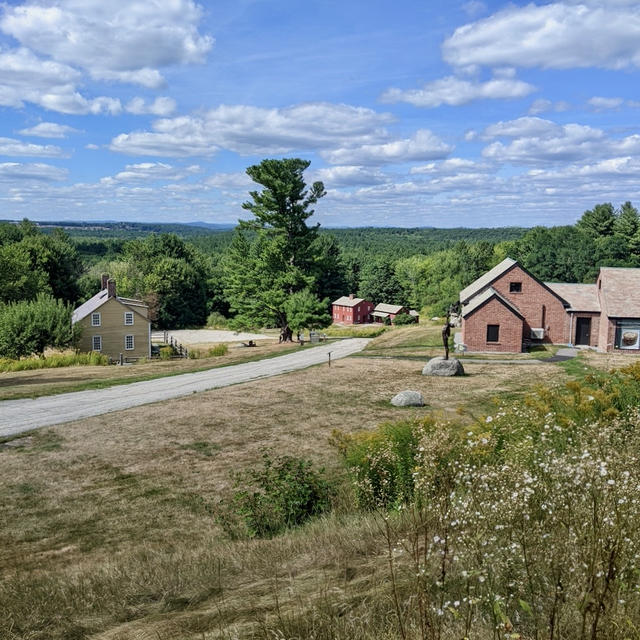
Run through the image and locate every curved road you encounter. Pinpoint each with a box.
[0,339,369,438]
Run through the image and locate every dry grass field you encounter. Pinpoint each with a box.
[0,324,572,639]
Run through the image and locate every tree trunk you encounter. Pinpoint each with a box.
[280,325,293,342]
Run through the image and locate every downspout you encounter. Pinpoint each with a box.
[568,312,574,347]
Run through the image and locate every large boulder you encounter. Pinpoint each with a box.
[390,390,424,407]
[422,357,464,377]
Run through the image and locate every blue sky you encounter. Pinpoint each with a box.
[1,0,640,227]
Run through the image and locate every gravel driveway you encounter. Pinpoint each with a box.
[0,339,369,438]
[153,329,270,344]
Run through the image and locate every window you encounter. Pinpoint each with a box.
[92,335,102,351]
[509,282,522,293]
[486,324,500,342]
[91,312,101,326]
[125,335,135,350]
[124,311,134,326]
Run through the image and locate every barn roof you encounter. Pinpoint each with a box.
[598,267,640,318]
[462,287,524,320]
[374,303,405,314]
[332,295,366,307]
[459,257,517,303]
[545,283,600,312]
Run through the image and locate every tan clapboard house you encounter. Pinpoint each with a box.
[72,275,151,361]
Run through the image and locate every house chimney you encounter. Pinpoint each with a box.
[349,293,354,300]
[107,278,116,298]
[101,274,109,290]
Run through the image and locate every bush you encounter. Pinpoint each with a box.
[0,351,108,372]
[393,312,417,325]
[332,419,423,510]
[159,346,174,361]
[207,343,228,357]
[217,453,334,539]
[206,311,229,329]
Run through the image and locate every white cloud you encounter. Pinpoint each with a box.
[205,172,253,190]
[588,96,625,110]
[480,119,640,165]
[101,162,201,185]
[443,2,640,70]
[126,97,177,116]
[110,102,393,157]
[311,165,389,186]
[85,144,99,150]
[528,98,571,114]
[381,74,535,107]
[410,157,490,175]
[18,122,79,138]
[322,130,453,166]
[0,47,122,114]
[0,0,213,88]
[0,136,64,157]
[0,162,67,181]
[462,1,487,18]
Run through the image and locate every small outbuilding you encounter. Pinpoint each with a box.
[372,303,408,324]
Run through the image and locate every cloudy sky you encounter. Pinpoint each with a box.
[1,0,640,227]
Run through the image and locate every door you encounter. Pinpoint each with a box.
[575,317,591,345]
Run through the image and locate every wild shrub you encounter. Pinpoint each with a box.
[217,453,333,539]
[332,419,425,510]
[159,346,173,361]
[206,311,228,329]
[207,343,228,357]
[393,312,417,325]
[357,366,640,640]
[0,351,108,372]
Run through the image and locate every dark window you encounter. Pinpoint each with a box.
[509,282,522,293]
[487,324,500,342]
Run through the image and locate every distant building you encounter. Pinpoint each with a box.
[331,295,374,324]
[460,257,640,353]
[371,303,408,324]
[72,275,151,361]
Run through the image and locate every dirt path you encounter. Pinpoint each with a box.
[0,339,369,437]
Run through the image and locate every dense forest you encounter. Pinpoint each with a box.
[1,196,639,355]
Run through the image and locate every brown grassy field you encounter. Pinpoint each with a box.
[0,334,569,639]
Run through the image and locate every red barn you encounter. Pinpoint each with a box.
[371,303,408,324]
[332,295,373,324]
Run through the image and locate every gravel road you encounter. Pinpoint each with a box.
[0,339,369,438]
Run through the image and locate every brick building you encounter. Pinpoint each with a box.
[331,295,374,324]
[460,258,640,353]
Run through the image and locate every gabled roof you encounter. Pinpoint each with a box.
[462,287,524,320]
[332,295,366,307]
[598,267,640,318]
[459,258,517,303]
[545,283,600,312]
[374,303,405,314]
[72,289,148,324]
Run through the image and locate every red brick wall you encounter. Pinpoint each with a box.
[570,312,600,347]
[462,297,524,352]
[490,265,569,344]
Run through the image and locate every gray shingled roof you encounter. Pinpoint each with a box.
[72,289,148,324]
[462,287,524,319]
[374,303,405,314]
[598,267,640,317]
[545,283,600,312]
[332,295,366,307]
[459,257,517,303]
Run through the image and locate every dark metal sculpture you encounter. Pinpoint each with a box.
[441,302,459,360]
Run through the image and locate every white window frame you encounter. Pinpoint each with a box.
[124,311,134,326]
[91,312,101,327]
[92,335,102,351]
[125,334,135,351]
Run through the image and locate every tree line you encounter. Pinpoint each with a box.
[2,157,639,356]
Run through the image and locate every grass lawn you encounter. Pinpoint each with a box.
[1,325,622,640]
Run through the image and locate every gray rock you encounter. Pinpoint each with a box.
[391,390,424,407]
[422,357,465,377]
